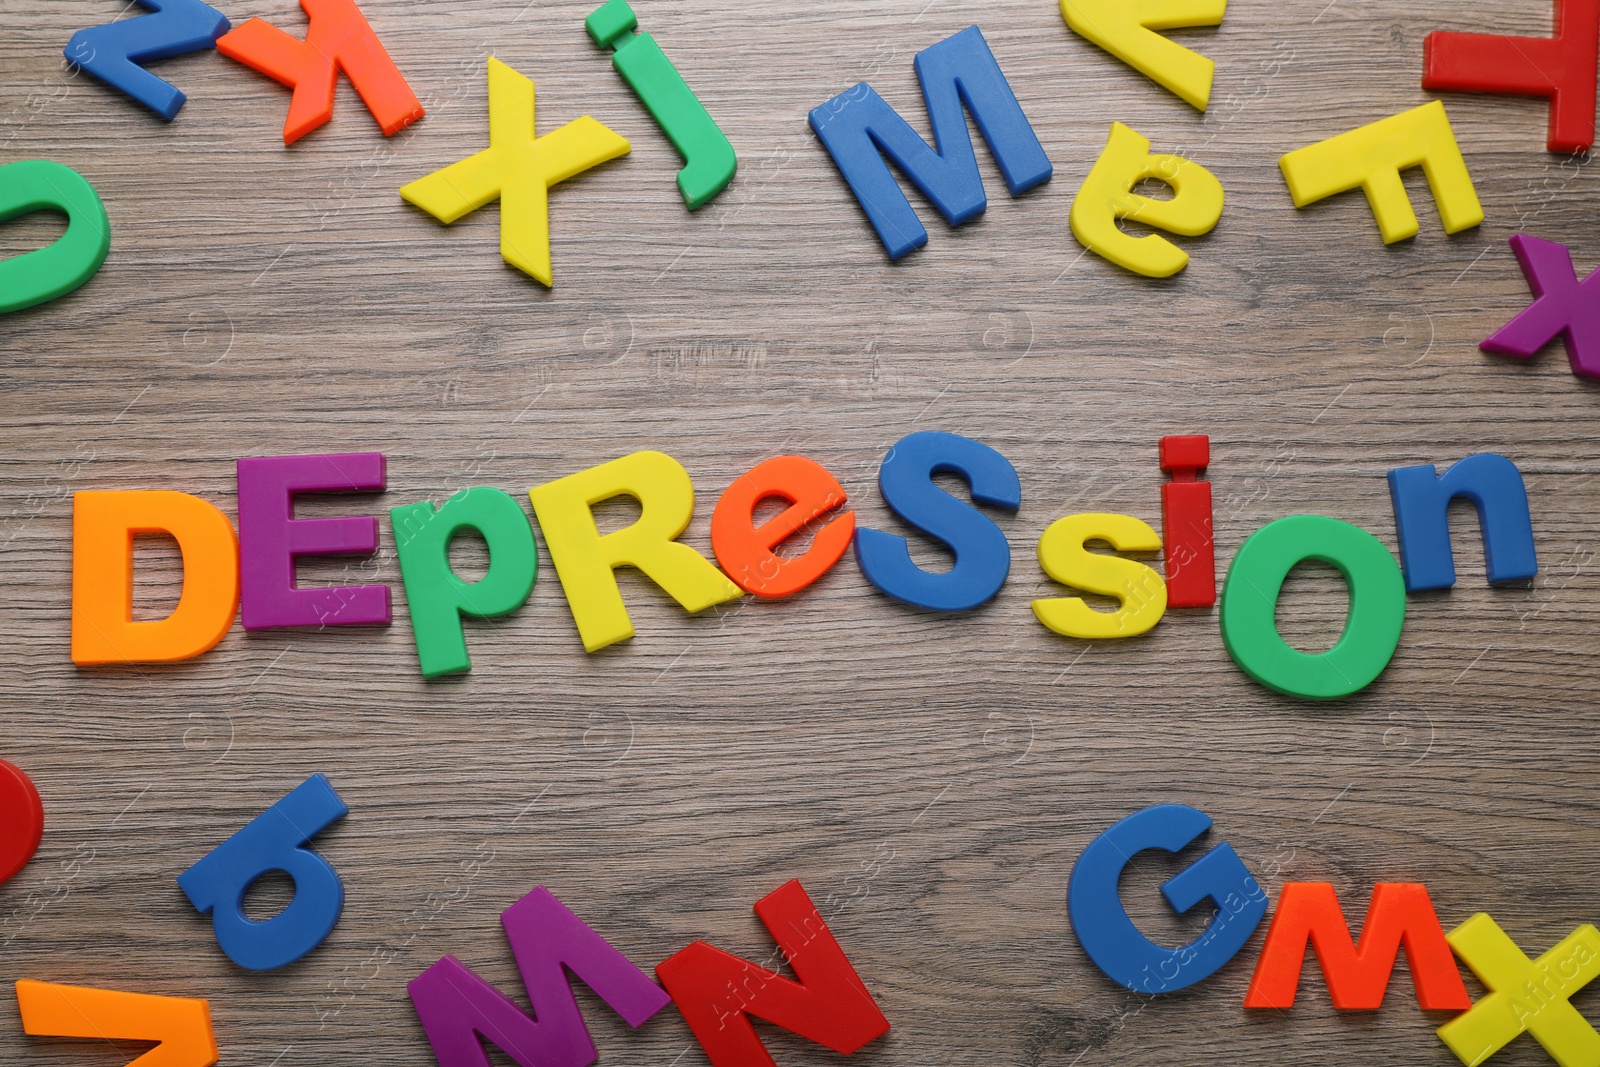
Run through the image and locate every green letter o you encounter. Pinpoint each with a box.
[0,160,110,314]
[1220,515,1405,700]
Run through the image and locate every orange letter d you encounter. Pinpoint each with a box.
[72,491,239,664]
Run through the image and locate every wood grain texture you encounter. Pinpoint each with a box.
[2,0,1600,1062]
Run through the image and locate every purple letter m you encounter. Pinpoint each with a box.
[408,887,671,1067]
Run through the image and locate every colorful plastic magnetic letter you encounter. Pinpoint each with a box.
[528,450,741,653]
[1032,513,1167,638]
[1060,0,1226,110]
[1423,0,1600,154]
[400,58,629,286]
[0,160,110,315]
[1279,101,1484,244]
[854,431,1021,612]
[1219,515,1406,700]
[1436,914,1600,1067]
[16,980,218,1067]
[0,759,44,887]
[1387,453,1538,592]
[1243,883,1471,1010]
[410,886,670,1067]
[236,453,390,630]
[1071,122,1223,278]
[71,490,239,665]
[1481,233,1600,380]
[585,0,735,210]
[216,0,424,143]
[65,0,231,121]
[711,455,854,599]
[1068,804,1267,994]
[390,488,538,678]
[177,773,347,972]
[656,879,891,1067]
[807,25,1052,259]
[1160,435,1216,607]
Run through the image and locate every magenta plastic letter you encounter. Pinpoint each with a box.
[1481,233,1600,380]
[237,452,391,629]
[408,886,670,1067]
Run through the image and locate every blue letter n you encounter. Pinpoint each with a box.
[807,25,1052,260]
[1387,453,1539,592]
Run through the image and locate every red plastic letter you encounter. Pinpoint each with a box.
[0,760,43,886]
[1159,435,1215,608]
[656,880,891,1067]
[1243,882,1471,1010]
[711,456,855,598]
[1422,0,1600,154]
[217,0,424,144]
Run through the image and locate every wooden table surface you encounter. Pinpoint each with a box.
[3,0,1600,1062]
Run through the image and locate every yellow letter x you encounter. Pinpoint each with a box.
[400,57,630,286]
[1437,913,1600,1067]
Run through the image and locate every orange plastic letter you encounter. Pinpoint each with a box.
[72,490,240,665]
[16,979,218,1066]
[711,455,855,598]
[1243,882,1471,1011]
[216,0,423,144]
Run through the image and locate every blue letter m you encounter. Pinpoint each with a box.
[808,25,1052,259]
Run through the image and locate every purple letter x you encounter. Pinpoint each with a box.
[1481,233,1600,380]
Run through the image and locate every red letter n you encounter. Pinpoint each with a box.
[656,880,891,1067]
[1244,882,1470,1010]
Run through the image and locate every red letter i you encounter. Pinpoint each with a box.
[1159,435,1216,608]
